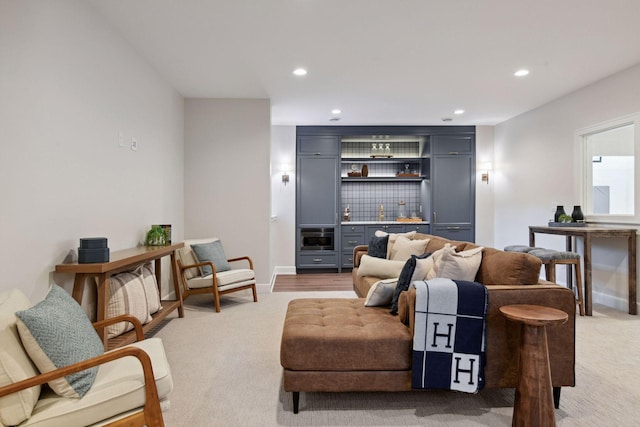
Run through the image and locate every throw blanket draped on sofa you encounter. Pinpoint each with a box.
[411,278,488,393]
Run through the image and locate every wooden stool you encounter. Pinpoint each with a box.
[500,304,568,427]
[529,249,585,316]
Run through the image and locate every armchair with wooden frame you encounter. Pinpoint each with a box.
[176,238,258,312]
[0,288,172,427]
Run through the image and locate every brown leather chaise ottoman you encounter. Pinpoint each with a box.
[280,298,413,413]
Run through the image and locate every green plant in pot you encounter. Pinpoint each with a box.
[558,213,573,223]
[145,225,168,246]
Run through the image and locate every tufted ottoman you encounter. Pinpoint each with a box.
[280,298,412,413]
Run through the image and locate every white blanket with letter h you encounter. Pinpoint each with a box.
[411,278,487,393]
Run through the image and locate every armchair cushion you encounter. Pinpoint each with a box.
[191,240,231,275]
[0,289,40,426]
[185,269,255,290]
[15,285,104,399]
[22,337,172,427]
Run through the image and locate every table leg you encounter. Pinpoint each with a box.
[96,273,110,347]
[629,232,637,315]
[170,252,184,317]
[529,230,535,247]
[565,236,573,289]
[583,234,592,316]
[513,324,556,427]
[71,274,86,304]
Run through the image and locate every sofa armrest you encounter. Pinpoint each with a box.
[0,345,164,426]
[352,245,369,268]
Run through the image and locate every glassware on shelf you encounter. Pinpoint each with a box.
[384,143,391,156]
[371,143,378,156]
[378,143,384,154]
[397,200,407,218]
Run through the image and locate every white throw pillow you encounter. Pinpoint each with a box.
[357,255,406,279]
[364,279,398,306]
[436,246,484,281]
[389,236,430,261]
[375,230,417,258]
[425,244,457,280]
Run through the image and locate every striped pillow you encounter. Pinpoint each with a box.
[106,271,152,338]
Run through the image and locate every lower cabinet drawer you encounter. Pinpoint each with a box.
[298,253,338,268]
[404,224,430,234]
[341,251,356,268]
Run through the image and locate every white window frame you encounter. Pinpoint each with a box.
[575,112,640,225]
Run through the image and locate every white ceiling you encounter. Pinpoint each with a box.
[88,0,640,126]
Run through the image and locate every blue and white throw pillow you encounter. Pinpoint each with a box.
[15,285,104,398]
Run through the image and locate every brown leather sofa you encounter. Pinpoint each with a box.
[281,233,575,414]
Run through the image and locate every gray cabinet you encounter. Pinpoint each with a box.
[296,136,340,270]
[431,135,475,242]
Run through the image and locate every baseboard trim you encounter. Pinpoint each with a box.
[591,289,637,313]
[269,266,297,292]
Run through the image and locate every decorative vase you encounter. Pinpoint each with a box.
[571,205,584,222]
[554,205,566,222]
[361,164,368,177]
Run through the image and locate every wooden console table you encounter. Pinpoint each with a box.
[56,243,185,349]
[529,225,637,315]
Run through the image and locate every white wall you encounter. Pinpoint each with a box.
[269,126,297,278]
[184,99,271,287]
[495,63,640,311]
[475,126,495,247]
[0,1,185,304]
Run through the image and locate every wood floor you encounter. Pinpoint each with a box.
[272,272,354,292]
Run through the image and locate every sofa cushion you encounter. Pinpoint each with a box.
[281,299,412,371]
[436,246,484,281]
[367,234,388,259]
[0,289,40,427]
[106,271,152,338]
[425,243,456,279]
[389,236,430,261]
[475,247,542,285]
[375,230,416,258]
[364,279,398,307]
[186,268,255,290]
[390,253,432,315]
[191,240,231,275]
[22,337,173,427]
[356,255,406,279]
[15,285,104,398]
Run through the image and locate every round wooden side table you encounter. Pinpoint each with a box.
[500,304,568,427]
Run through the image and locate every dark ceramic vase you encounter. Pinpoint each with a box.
[571,205,584,222]
[554,205,566,222]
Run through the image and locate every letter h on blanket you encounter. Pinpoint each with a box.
[411,278,488,393]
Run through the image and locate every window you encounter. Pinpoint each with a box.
[577,113,639,224]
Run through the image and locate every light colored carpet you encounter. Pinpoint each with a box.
[155,290,640,426]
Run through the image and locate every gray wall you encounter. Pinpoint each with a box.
[184,99,271,286]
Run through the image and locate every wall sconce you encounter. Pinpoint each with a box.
[282,172,290,185]
[281,163,292,185]
[479,162,492,184]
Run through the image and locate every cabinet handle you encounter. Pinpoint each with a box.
[348,240,358,244]
[449,151,459,155]
[312,258,323,263]
[447,227,461,230]
[347,258,353,262]
[314,152,322,156]
[433,212,437,223]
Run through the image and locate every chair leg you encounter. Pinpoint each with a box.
[574,260,585,316]
[251,284,258,303]
[212,287,221,313]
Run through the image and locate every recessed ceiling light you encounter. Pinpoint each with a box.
[331,109,341,115]
[514,69,530,77]
[293,68,307,76]
[454,109,465,115]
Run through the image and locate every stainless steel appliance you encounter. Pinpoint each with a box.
[300,228,334,251]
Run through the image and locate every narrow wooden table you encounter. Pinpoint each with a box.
[500,304,568,427]
[56,243,185,348]
[529,225,637,315]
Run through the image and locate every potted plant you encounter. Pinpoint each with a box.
[145,225,168,246]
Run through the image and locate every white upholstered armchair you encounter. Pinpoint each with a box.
[175,238,258,312]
